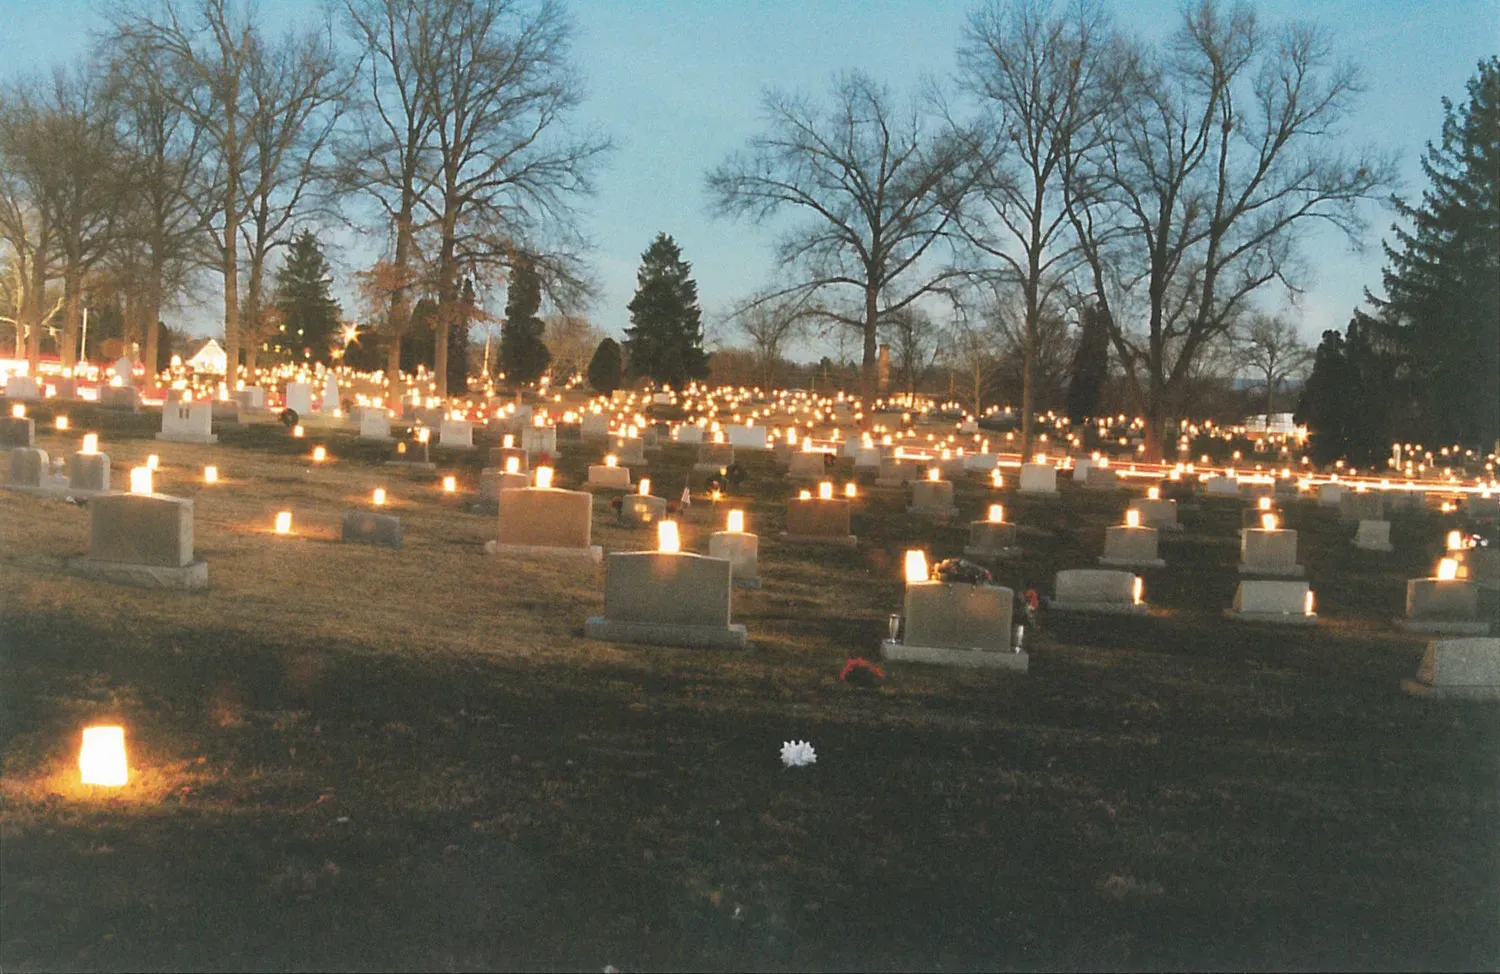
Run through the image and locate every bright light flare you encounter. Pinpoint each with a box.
[79,726,128,787]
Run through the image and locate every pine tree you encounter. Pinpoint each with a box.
[1294,315,1397,468]
[273,230,342,365]
[587,337,623,394]
[1370,57,1500,448]
[445,277,475,396]
[1065,301,1111,426]
[624,233,708,387]
[499,259,552,385]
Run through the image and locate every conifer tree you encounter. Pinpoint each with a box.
[1370,57,1500,448]
[1065,302,1111,426]
[624,233,707,386]
[587,337,623,394]
[499,258,551,385]
[273,230,342,365]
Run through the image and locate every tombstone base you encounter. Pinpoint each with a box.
[880,639,1028,671]
[383,460,437,469]
[485,540,603,563]
[963,545,1021,561]
[732,574,762,589]
[1049,600,1148,616]
[1400,678,1500,700]
[1237,563,1306,577]
[1396,618,1491,636]
[1224,608,1317,626]
[584,617,748,649]
[155,432,218,445]
[67,557,208,591]
[1017,488,1060,498]
[780,532,858,547]
[907,504,958,518]
[1352,540,1394,553]
[1098,556,1166,569]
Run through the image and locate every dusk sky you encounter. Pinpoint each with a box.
[2,0,1496,360]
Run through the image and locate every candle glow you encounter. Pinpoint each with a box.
[1126,508,1141,528]
[727,509,745,533]
[1437,558,1459,581]
[535,466,554,489]
[657,519,681,553]
[79,726,128,787]
[204,465,218,484]
[904,549,929,585]
[1261,513,1279,531]
[275,511,292,534]
[81,433,98,454]
[129,467,152,495]
[373,488,386,506]
[818,481,833,500]
[988,504,1004,523]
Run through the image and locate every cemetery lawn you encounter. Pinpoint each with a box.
[2,408,1497,972]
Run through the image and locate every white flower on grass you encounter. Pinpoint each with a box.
[780,740,817,767]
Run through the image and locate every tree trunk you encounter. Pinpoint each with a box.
[60,270,81,370]
[860,285,879,420]
[243,251,263,380]
[143,256,162,379]
[1020,282,1038,460]
[24,252,45,370]
[222,109,241,388]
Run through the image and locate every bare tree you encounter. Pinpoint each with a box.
[104,38,215,374]
[881,306,945,396]
[421,0,609,395]
[707,72,980,412]
[1236,312,1312,421]
[239,20,345,372]
[339,0,442,396]
[540,312,601,380]
[734,290,812,387]
[941,311,1005,414]
[957,0,1120,454]
[1066,0,1394,458]
[0,91,60,368]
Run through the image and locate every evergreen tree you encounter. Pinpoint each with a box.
[499,258,552,385]
[586,337,623,394]
[272,230,342,365]
[624,233,708,386]
[1370,57,1500,448]
[342,322,385,373]
[446,277,475,396]
[1065,301,1111,426]
[1294,316,1397,468]
[401,297,438,374]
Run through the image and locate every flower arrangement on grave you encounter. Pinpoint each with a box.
[932,558,993,586]
[840,657,885,687]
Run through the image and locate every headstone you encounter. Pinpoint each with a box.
[1240,527,1304,576]
[674,424,704,445]
[1465,494,1500,520]
[1084,465,1119,491]
[708,529,760,588]
[1072,457,1094,483]
[234,387,267,412]
[51,377,78,400]
[1050,569,1146,615]
[98,386,140,411]
[480,469,530,501]
[788,451,828,480]
[1019,463,1058,496]
[908,478,957,517]
[68,452,110,493]
[620,492,668,526]
[1203,476,1239,497]
[491,486,601,560]
[876,455,925,487]
[1400,577,1488,635]
[1226,580,1315,625]
[1353,519,1394,552]
[1458,547,1498,590]
[1317,483,1346,508]
[585,552,747,649]
[341,511,403,548]
[7,447,48,488]
[586,463,631,489]
[156,402,218,445]
[111,357,134,386]
[284,382,313,416]
[782,497,856,545]
[521,425,557,456]
[1099,525,1164,569]
[67,492,208,590]
[852,447,882,471]
[882,580,1025,671]
[610,434,646,466]
[0,415,34,448]
[695,442,734,471]
[1338,490,1384,523]
[359,409,393,442]
[580,413,610,440]
[439,418,474,450]
[964,517,1019,561]
[319,373,339,413]
[488,446,529,472]
[725,425,768,451]
[1402,637,1500,699]
[4,375,41,400]
[1129,498,1181,530]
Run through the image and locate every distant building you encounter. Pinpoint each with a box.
[1243,412,1304,438]
[185,338,227,375]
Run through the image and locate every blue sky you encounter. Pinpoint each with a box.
[2,0,1497,359]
